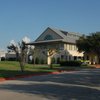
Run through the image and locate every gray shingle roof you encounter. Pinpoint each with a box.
[28,27,82,45]
[49,27,82,44]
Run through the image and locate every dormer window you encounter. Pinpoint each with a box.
[60,30,68,36]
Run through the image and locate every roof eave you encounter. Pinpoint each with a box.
[27,39,65,45]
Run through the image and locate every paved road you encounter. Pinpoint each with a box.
[0,69,100,100]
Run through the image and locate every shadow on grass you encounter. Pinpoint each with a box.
[0,69,55,78]
[0,64,98,79]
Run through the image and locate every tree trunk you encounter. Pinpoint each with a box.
[47,56,51,65]
[16,52,19,61]
[49,63,53,69]
[15,52,25,72]
[47,56,53,69]
[19,57,26,72]
[19,61,25,72]
[19,54,26,72]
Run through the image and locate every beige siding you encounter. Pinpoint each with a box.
[65,44,77,51]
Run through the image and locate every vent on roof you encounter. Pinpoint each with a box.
[60,30,68,36]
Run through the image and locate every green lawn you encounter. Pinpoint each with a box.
[0,61,94,78]
[0,61,56,78]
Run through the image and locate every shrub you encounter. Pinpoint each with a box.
[7,58,17,61]
[79,60,90,66]
[40,59,45,64]
[60,60,82,67]
[1,57,6,61]
[57,57,60,64]
[52,64,60,67]
[51,57,56,64]
[35,57,40,64]
[44,59,47,64]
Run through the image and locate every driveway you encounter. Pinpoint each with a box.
[0,69,100,100]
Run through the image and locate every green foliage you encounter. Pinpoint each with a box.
[76,33,100,53]
[57,57,60,64]
[40,59,45,64]
[1,57,6,61]
[44,59,47,64]
[51,57,56,64]
[35,57,40,64]
[76,32,100,64]
[7,58,17,61]
[52,64,60,67]
[7,38,31,72]
[60,60,82,67]
[76,35,90,52]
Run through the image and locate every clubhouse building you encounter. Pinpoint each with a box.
[28,27,84,65]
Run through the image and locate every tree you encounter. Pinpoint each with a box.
[42,45,59,69]
[76,32,100,64]
[7,37,31,72]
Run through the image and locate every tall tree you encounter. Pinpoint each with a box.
[76,32,100,64]
[7,37,31,72]
[42,48,58,68]
[41,44,60,69]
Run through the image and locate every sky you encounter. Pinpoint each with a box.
[0,0,100,50]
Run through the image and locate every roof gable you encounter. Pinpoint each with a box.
[35,27,82,44]
[35,27,63,42]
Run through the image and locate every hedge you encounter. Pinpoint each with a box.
[60,60,82,66]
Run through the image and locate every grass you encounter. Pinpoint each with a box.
[0,61,56,78]
[0,61,95,78]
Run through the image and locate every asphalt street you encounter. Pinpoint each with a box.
[0,69,100,100]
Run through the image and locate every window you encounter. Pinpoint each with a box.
[74,45,76,50]
[69,45,72,50]
[59,44,64,50]
[44,34,53,40]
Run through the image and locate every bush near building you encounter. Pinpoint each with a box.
[60,60,82,67]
